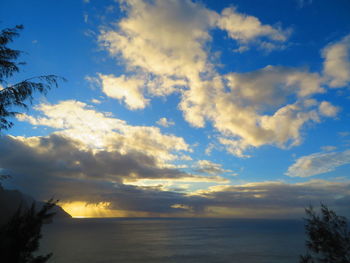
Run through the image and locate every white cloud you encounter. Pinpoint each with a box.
[98,0,214,79]
[197,81,323,156]
[99,74,148,110]
[97,0,340,157]
[217,7,289,44]
[98,0,289,83]
[156,117,175,127]
[91,99,101,104]
[321,145,337,152]
[225,66,323,106]
[323,34,350,88]
[318,101,339,117]
[286,149,350,177]
[17,100,190,163]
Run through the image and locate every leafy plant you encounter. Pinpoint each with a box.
[300,204,350,263]
[0,199,57,263]
[0,25,64,130]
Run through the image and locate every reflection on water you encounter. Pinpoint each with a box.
[40,218,306,263]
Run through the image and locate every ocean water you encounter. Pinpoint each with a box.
[40,218,306,263]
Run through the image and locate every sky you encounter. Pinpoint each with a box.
[1,0,350,218]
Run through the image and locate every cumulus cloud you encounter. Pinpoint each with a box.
[17,100,189,163]
[99,0,214,78]
[318,101,339,117]
[323,34,350,88]
[225,66,323,106]
[208,93,324,156]
[12,100,231,201]
[180,70,330,156]
[217,7,289,45]
[286,149,350,177]
[156,117,175,127]
[0,134,224,185]
[96,0,342,157]
[99,74,149,110]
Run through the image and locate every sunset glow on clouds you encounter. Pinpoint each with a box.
[1,0,350,218]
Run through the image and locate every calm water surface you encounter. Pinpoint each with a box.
[40,218,306,263]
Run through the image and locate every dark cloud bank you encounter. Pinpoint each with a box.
[1,134,350,218]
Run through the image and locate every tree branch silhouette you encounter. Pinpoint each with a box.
[299,204,350,263]
[0,25,65,130]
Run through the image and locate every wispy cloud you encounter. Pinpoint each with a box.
[195,160,234,176]
[157,117,175,127]
[286,149,350,177]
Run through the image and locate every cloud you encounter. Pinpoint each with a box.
[91,98,102,104]
[191,180,350,217]
[98,0,289,83]
[217,7,289,45]
[17,100,190,163]
[212,97,323,156]
[98,74,149,110]
[180,71,330,157]
[11,100,229,204]
[225,66,323,105]
[318,101,339,117]
[96,0,342,157]
[286,149,350,177]
[1,131,349,217]
[99,0,215,79]
[321,145,337,152]
[323,34,350,88]
[0,134,226,194]
[156,117,175,127]
[3,138,350,218]
[195,160,234,176]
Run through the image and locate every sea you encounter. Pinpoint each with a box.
[40,218,307,263]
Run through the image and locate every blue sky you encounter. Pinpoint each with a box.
[1,0,350,218]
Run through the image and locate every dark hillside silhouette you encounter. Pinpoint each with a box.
[0,183,71,225]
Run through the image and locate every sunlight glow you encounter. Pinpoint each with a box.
[60,201,120,218]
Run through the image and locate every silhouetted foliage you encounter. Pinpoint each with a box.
[0,199,57,263]
[299,204,350,263]
[0,25,64,130]
[0,25,63,262]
